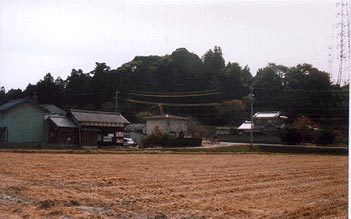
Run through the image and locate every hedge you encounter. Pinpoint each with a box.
[142,133,202,148]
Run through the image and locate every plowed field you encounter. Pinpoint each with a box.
[0,153,347,218]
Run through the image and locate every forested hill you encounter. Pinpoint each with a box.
[0,47,348,130]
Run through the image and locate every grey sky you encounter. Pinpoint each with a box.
[0,0,337,90]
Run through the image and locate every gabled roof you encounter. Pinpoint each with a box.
[70,109,130,124]
[42,104,66,115]
[145,114,189,120]
[254,111,281,119]
[48,115,78,128]
[0,98,29,112]
[0,98,48,113]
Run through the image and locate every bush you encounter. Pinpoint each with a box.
[280,127,303,145]
[142,128,202,147]
[316,129,336,146]
[292,116,319,143]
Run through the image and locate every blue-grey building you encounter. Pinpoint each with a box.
[0,98,48,143]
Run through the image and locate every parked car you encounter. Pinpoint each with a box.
[123,137,137,146]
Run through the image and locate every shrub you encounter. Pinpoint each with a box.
[292,116,319,143]
[142,128,201,147]
[316,129,336,146]
[280,127,303,145]
[142,126,169,147]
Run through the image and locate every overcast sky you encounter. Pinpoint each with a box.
[0,0,338,90]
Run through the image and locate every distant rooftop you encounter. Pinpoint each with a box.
[71,109,130,124]
[238,121,253,130]
[254,111,281,118]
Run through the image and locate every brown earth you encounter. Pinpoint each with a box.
[0,153,347,218]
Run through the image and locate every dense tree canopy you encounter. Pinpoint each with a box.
[0,46,348,133]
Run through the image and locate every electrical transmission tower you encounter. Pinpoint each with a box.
[329,0,350,85]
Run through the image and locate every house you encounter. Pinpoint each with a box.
[222,111,288,144]
[253,111,287,131]
[0,98,49,143]
[125,123,146,145]
[237,111,287,133]
[145,114,189,136]
[70,109,130,146]
[46,114,79,145]
[47,109,130,146]
[0,98,130,147]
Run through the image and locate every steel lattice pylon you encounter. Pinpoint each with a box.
[328,0,351,85]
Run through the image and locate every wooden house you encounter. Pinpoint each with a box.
[0,98,130,147]
[47,115,79,145]
[253,111,287,131]
[70,109,130,146]
[238,111,287,133]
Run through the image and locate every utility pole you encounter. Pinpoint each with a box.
[249,86,254,147]
[115,90,120,113]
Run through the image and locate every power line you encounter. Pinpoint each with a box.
[127,89,220,95]
[126,99,222,107]
[128,91,221,98]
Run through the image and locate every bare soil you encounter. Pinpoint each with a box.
[0,153,347,218]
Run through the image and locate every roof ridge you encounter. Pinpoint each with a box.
[70,109,121,115]
[48,114,66,118]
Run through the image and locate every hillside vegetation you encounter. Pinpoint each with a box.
[1,47,348,133]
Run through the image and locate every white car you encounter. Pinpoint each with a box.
[123,137,137,146]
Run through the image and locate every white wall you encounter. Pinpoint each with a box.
[146,119,188,136]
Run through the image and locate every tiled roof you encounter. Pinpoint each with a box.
[70,109,130,124]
